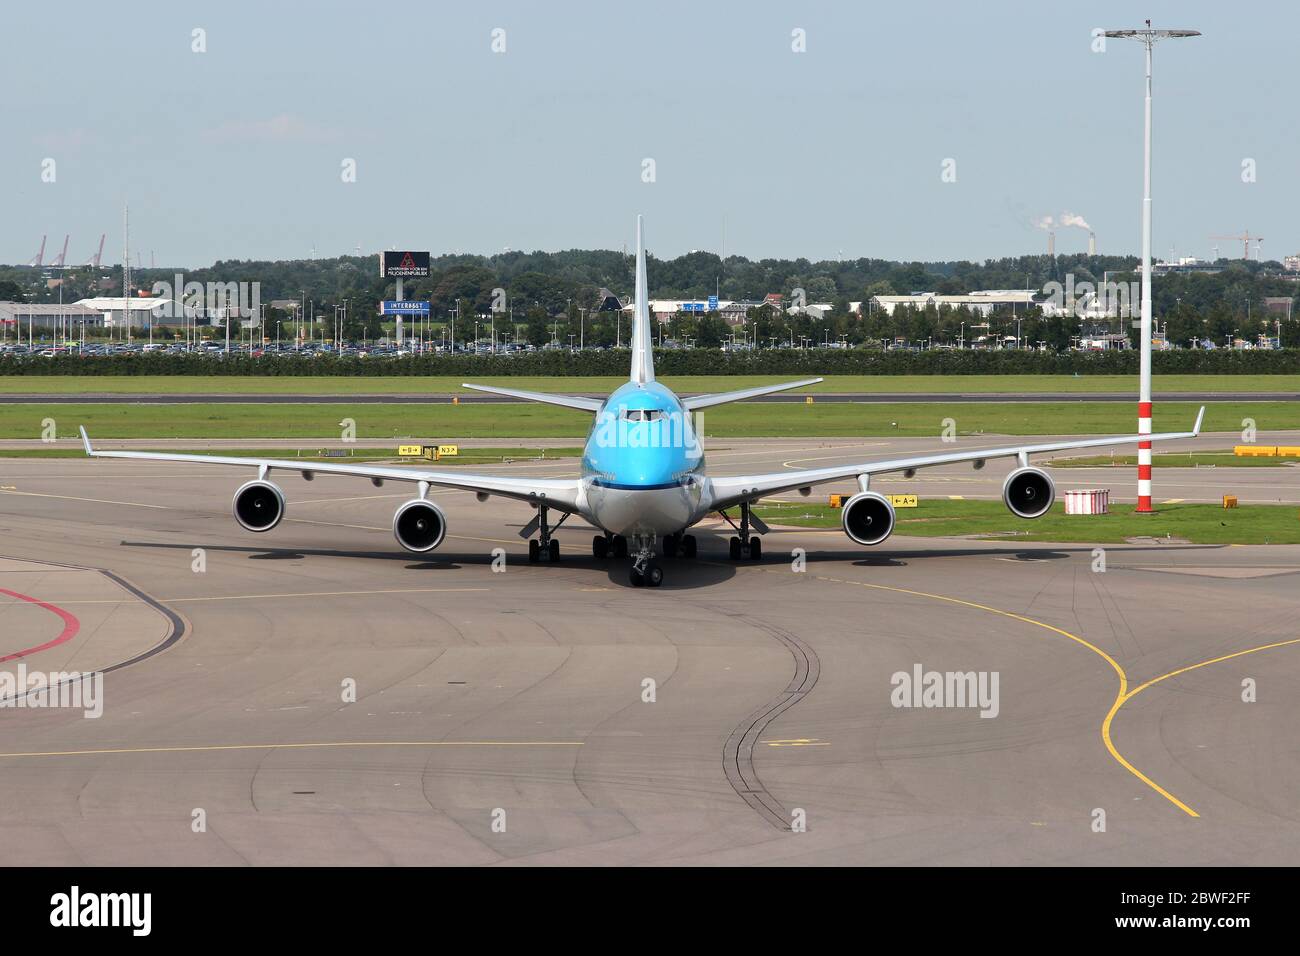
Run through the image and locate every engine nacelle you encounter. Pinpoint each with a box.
[1002,466,1055,518]
[393,499,447,553]
[233,480,285,532]
[841,491,896,546]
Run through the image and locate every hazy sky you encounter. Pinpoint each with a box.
[4,0,1294,267]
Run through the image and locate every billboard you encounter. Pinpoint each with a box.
[380,251,430,278]
[381,300,431,315]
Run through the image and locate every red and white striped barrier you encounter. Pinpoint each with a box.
[1064,489,1110,515]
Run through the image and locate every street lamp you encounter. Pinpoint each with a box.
[1105,20,1201,513]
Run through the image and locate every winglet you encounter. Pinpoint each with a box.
[1193,406,1205,436]
[79,426,93,456]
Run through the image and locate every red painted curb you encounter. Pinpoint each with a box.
[0,587,81,663]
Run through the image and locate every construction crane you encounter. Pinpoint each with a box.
[1211,231,1263,260]
[85,234,106,269]
[49,234,69,268]
[27,235,46,267]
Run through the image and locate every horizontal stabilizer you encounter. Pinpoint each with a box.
[459,383,603,412]
[682,377,823,411]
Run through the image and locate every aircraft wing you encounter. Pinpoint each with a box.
[79,428,585,512]
[682,377,824,411]
[460,383,604,412]
[706,407,1205,511]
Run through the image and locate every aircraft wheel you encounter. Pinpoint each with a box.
[749,536,762,560]
[683,535,697,558]
[593,535,608,559]
[729,536,742,560]
[613,536,628,558]
[528,539,540,564]
[646,564,664,587]
[548,539,560,562]
[629,567,645,587]
[662,533,677,558]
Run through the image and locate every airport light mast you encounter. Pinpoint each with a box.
[1105,21,1200,513]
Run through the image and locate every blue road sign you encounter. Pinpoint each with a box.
[381,300,431,316]
[707,295,718,310]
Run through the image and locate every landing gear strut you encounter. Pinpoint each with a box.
[525,504,567,563]
[629,534,663,588]
[723,501,763,561]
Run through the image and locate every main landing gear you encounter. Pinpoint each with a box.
[661,532,698,559]
[524,504,568,563]
[722,501,765,561]
[591,533,628,560]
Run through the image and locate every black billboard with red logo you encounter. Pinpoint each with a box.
[380,251,431,278]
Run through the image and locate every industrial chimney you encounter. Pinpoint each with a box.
[1088,232,1096,256]
[1047,231,1056,257]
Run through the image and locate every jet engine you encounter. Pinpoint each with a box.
[393,499,447,553]
[1002,466,1055,518]
[233,480,285,532]
[841,491,896,546]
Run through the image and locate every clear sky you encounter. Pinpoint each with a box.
[3,0,1294,267]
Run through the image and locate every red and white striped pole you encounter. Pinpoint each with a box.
[1136,33,1156,513]
[1106,23,1200,513]
[1137,401,1153,511]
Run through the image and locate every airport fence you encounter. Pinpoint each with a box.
[3,348,1300,377]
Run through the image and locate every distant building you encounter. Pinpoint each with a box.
[1262,297,1295,319]
[1152,257,1222,275]
[0,302,104,334]
[74,296,195,329]
[719,300,765,325]
[591,288,624,312]
[787,303,835,320]
[1284,255,1300,273]
[1079,333,1132,351]
[635,299,737,322]
[870,290,1037,317]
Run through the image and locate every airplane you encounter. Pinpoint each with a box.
[80,216,1206,588]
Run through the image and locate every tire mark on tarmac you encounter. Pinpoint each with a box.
[748,561,1300,818]
[722,615,821,831]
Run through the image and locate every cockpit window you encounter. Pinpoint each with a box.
[621,409,663,421]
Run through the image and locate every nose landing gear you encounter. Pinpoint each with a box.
[629,534,663,588]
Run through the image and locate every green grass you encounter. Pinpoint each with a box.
[2,401,1290,440]
[753,499,1300,545]
[1,374,1297,395]
[1047,451,1294,468]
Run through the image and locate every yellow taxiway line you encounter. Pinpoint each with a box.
[752,563,1300,818]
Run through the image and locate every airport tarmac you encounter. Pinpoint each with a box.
[1,439,1298,865]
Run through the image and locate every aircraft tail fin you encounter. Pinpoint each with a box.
[630,215,655,385]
